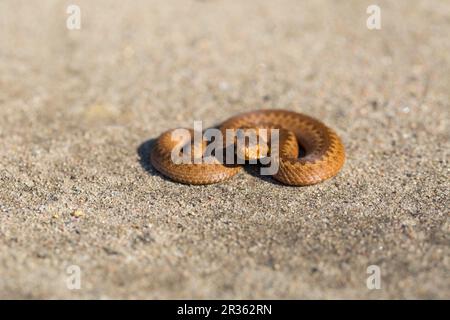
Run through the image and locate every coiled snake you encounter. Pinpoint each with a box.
[151,109,345,185]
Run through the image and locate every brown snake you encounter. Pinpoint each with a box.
[150,109,345,185]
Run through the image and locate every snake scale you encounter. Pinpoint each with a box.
[151,109,345,185]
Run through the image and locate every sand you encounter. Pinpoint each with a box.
[0,0,449,299]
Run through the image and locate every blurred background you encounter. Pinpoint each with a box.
[0,0,448,298]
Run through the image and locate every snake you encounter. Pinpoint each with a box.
[150,109,345,185]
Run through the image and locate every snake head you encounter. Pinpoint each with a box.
[235,128,270,161]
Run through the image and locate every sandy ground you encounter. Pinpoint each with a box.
[0,0,449,299]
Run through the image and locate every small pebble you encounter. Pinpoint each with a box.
[71,210,85,218]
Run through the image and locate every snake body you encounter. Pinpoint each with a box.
[151,109,345,185]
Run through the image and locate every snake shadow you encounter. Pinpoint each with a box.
[242,165,287,186]
[137,138,168,180]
